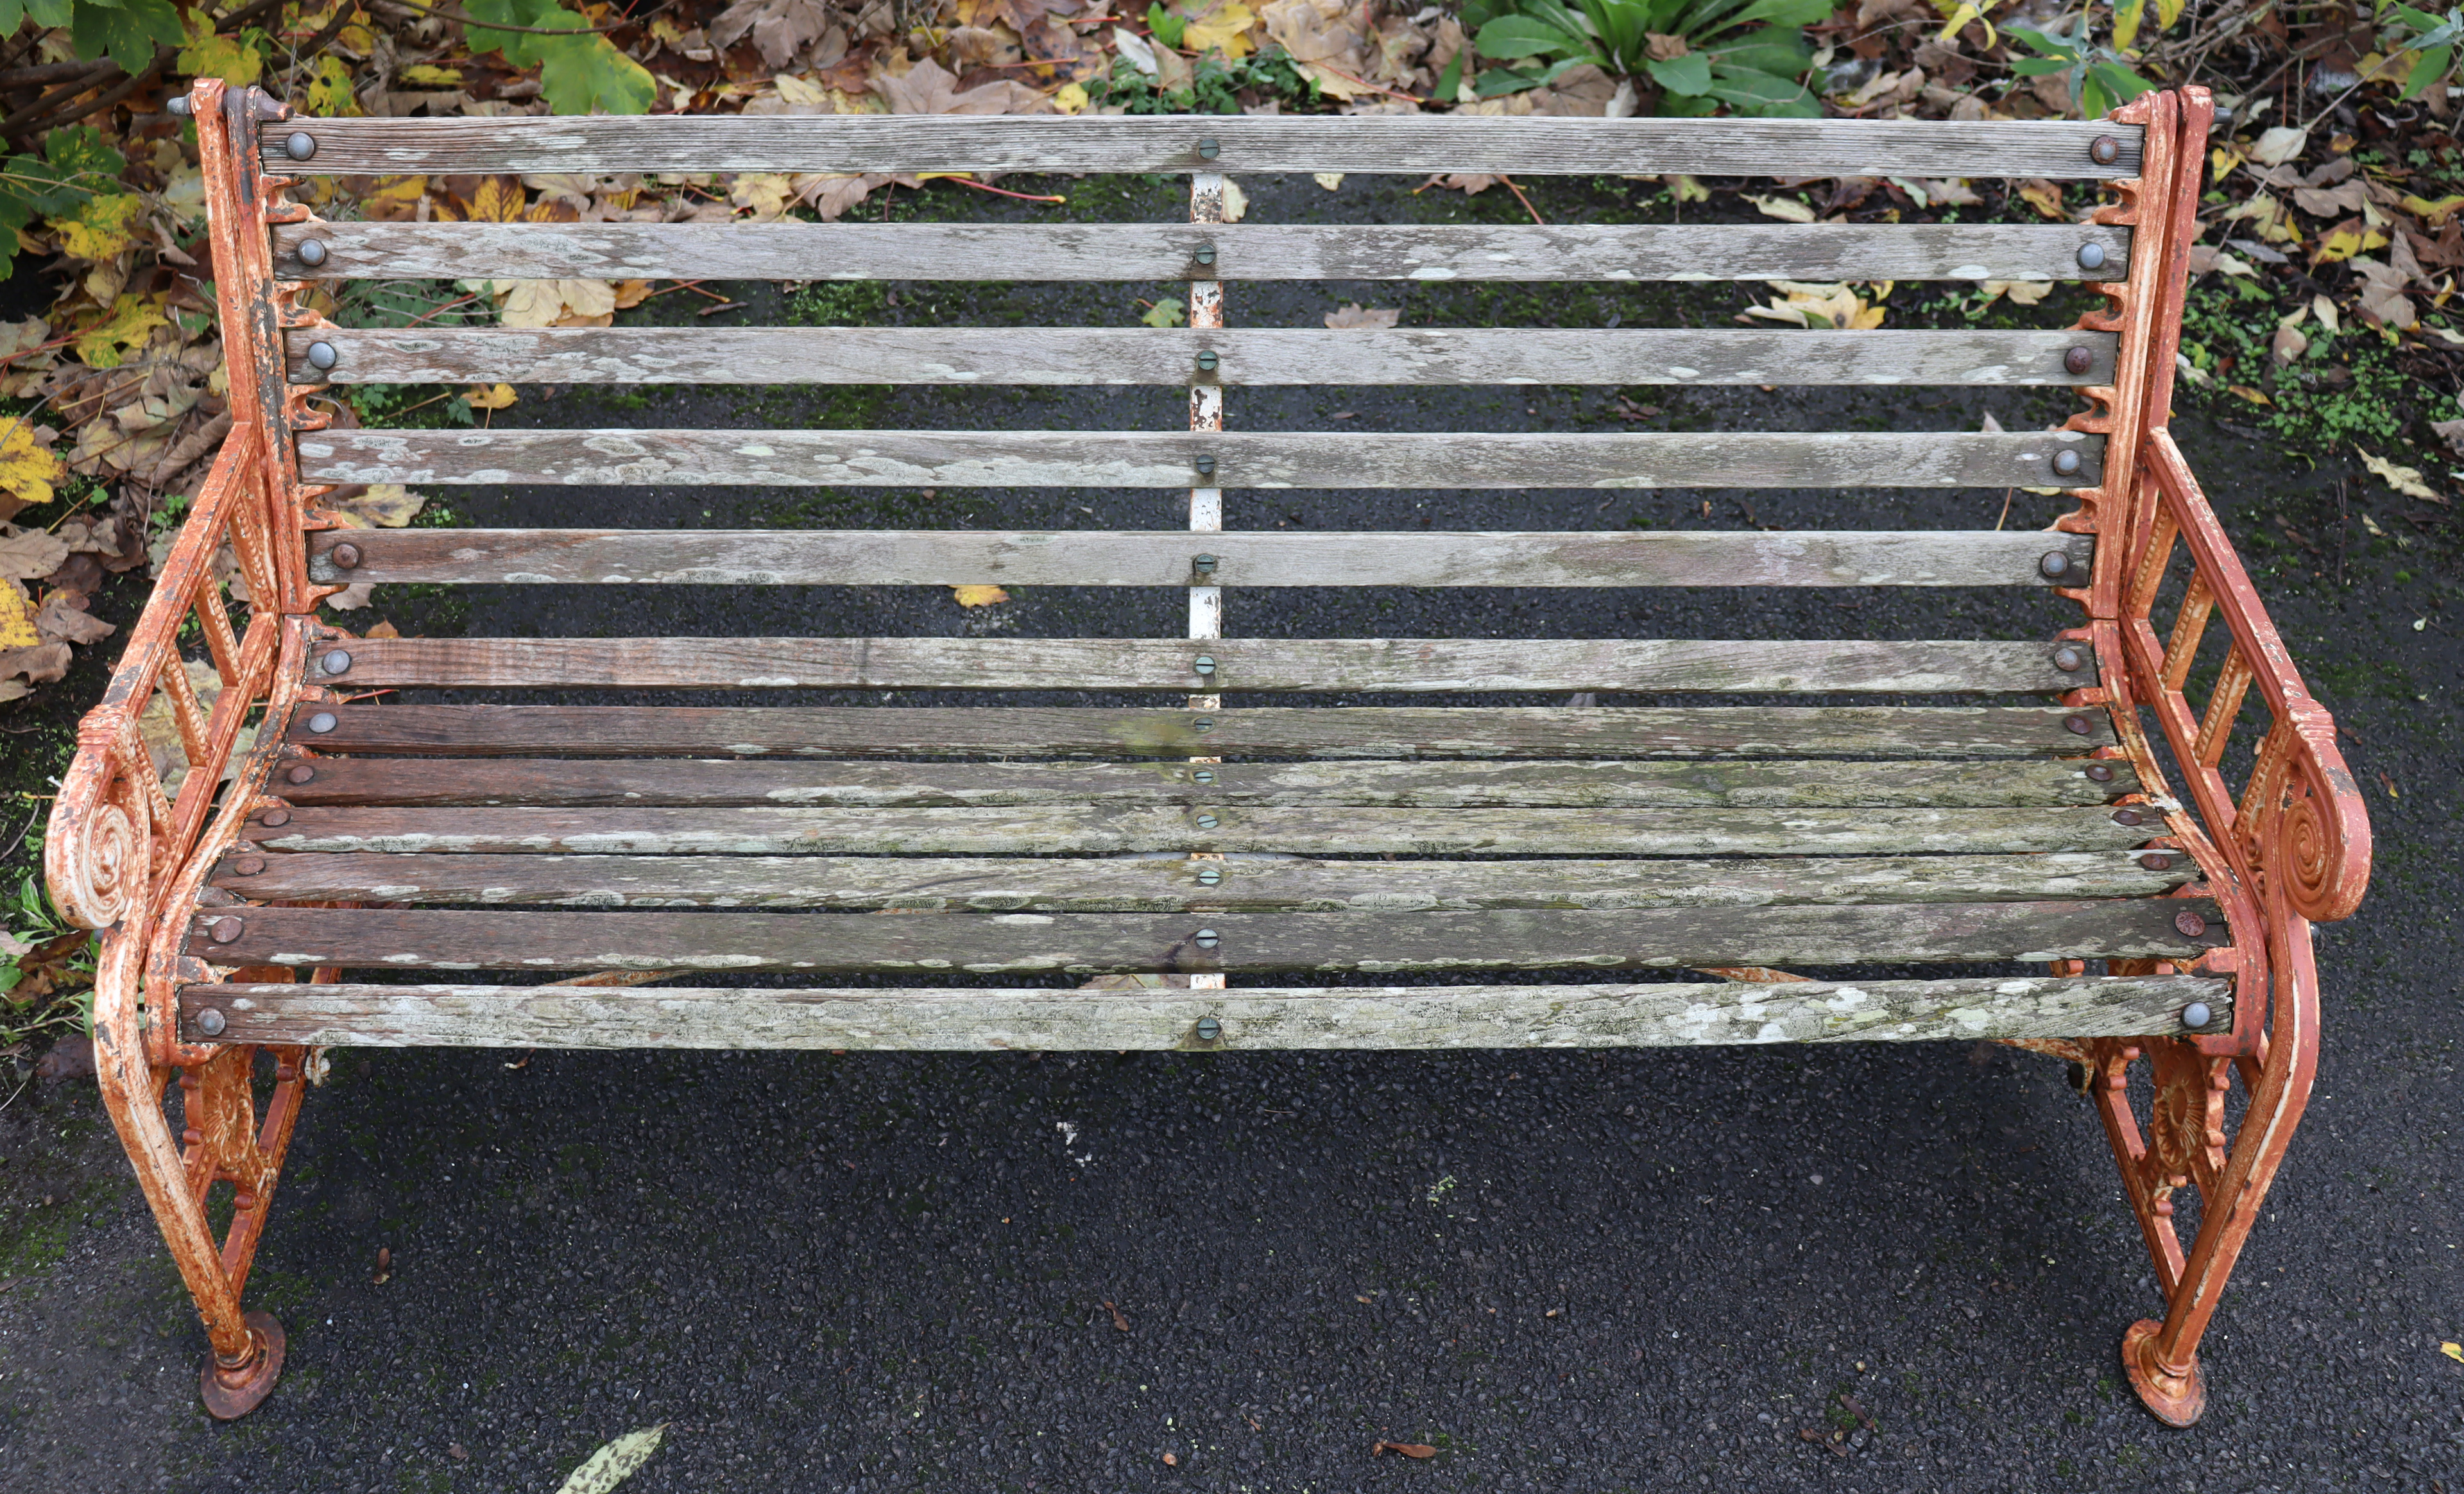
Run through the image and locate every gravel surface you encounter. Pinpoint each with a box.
[1,170,2457,1493]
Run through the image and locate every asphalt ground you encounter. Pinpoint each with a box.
[1,169,2459,1493]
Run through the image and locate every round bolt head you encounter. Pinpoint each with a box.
[232,855,265,876]
[2040,549,2072,580]
[260,808,290,827]
[2076,241,2107,271]
[329,541,361,569]
[2181,1001,2214,1029]
[167,95,194,117]
[1194,928,1220,947]
[1195,350,1219,372]
[306,711,338,734]
[2139,852,2175,871]
[1194,244,1217,264]
[284,130,317,161]
[2053,646,2085,673]
[207,916,244,945]
[321,649,352,675]
[286,764,316,784]
[1197,137,1220,159]
[1192,553,1218,572]
[1195,814,1219,829]
[2084,762,2115,782]
[2175,909,2209,938]
[2063,345,2094,377]
[296,237,330,268]
[1194,455,1216,474]
[1190,718,1213,734]
[2090,134,2120,166]
[2052,449,2083,477]
[196,1007,227,1036]
[2064,713,2096,735]
[1192,655,1216,674]
[1192,769,1215,784]
[1195,867,1221,886]
[2112,807,2143,826]
[305,340,338,371]
[1196,1016,1221,1040]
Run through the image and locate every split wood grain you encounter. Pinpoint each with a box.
[261,115,2144,179]
[230,803,2151,857]
[283,704,2121,759]
[185,898,2225,974]
[311,637,2092,694]
[284,327,2119,388]
[270,221,2134,284]
[269,756,2137,809]
[184,975,2225,1051]
[209,850,2193,911]
[294,428,2103,490]
[304,529,2098,589]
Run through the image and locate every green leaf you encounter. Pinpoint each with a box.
[536,32,656,115]
[70,0,181,72]
[2008,56,2072,75]
[463,0,570,67]
[1433,47,1463,100]
[1147,3,1186,49]
[1703,61,1818,115]
[1644,51,1712,94]
[555,1427,667,1494]
[2006,23,2082,62]
[1710,26,1810,76]
[2404,44,2454,98]
[1475,14,1585,58]
[1727,0,1835,29]
[2112,0,2147,52]
[2082,58,2155,117]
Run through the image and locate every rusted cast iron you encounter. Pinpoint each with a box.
[41,82,2368,1425]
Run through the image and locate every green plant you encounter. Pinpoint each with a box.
[2006,12,2155,119]
[1,0,181,74]
[2375,4,2464,98]
[1460,0,1830,115]
[2,872,94,1045]
[0,124,126,276]
[1089,44,1317,114]
[461,0,655,115]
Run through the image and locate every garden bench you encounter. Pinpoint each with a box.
[48,80,2369,1425]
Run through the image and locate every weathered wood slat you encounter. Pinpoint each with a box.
[230,803,2148,857]
[304,529,2096,589]
[207,850,2194,911]
[261,116,2146,179]
[295,428,2103,490]
[185,899,2223,974]
[313,637,2092,694]
[184,975,2227,1051]
[270,756,2137,809]
[270,221,2134,284]
[286,327,2118,388]
[284,705,2119,759]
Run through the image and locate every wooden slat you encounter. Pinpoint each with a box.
[229,803,2149,857]
[304,528,2097,589]
[261,116,2146,179]
[270,756,2139,809]
[286,327,2118,388]
[184,899,2225,974]
[269,221,2134,284]
[210,850,2194,910]
[183,975,2228,1050]
[314,637,2093,694]
[295,428,2104,490]
[282,705,2119,759]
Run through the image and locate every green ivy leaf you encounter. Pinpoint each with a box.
[69,0,182,72]
[535,32,656,115]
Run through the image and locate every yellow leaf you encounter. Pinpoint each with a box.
[0,578,37,649]
[1935,1,1994,46]
[1664,173,1707,203]
[951,585,1010,607]
[366,174,427,203]
[2443,1341,2463,1363]
[2310,220,2386,267]
[1181,0,1256,56]
[1978,279,2053,307]
[611,279,653,309]
[178,10,264,85]
[2210,145,2244,179]
[2226,384,2273,406]
[2156,0,2185,24]
[72,293,167,369]
[2401,193,2464,225]
[1745,193,1815,223]
[2361,451,2440,501]
[51,194,146,261]
[0,418,65,505]
[2017,179,2067,220]
[2112,0,2146,51]
[305,55,363,117]
[461,383,517,411]
[1052,81,1090,113]
[399,64,462,86]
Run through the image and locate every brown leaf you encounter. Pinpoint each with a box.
[363,619,403,640]
[1324,302,1400,330]
[2292,179,2368,218]
[33,589,112,646]
[710,0,839,67]
[877,56,1054,115]
[2015,179,2067,221]
[371,1246,392,1285]
[1643,31,1688,60]
[33,1033,94,1080]
[1161,1452,1177,1466]
[1104,1300,1130,1331]
[1371,1440,1436,1458]
[1420,171,1498,195]
[0,640,70,686]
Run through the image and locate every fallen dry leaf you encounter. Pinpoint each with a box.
[0,417,65,506]
[321,581,376,611]
[877,57,1054,115]
[2270,322,2307,364]
[1161,1452,1177,1465]
[1745,193,1815,223]
[34,590,113,646]
[951,584,1010,607]
[554,1425,667,1494]
[371,1246,392,1285]
[2442,1341,2463,1363]
[364,619,403,639]
[1104,1300,1131,1331]
[2430,418,2464,460]
[710,0,836,67]
[0,527,70,581]
[1975,280,2051,307]
[1324,302,1399,330]
[0,577,37,648]
[1371,1440,1436,1458]
[2016,179,2067,220]
[2246,125,2309,166]
[2361,452,2440,502]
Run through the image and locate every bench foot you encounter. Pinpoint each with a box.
[200,1310,286,1420]
[2121,1318,2205,1427]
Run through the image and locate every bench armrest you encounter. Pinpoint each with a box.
[2119,428,2370,923]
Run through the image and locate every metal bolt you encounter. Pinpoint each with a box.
[1195,455,1216,476]
[2139,852,2175,871]
[1195,814,1219,829]
[260,809,291,827]
[196,1007,227,1036]
[2090,134,2120,166]
[1190,717,1213,734]
[2112,807,2143,826]
[1192,769,1215,784]
[2052,449,2083,477]
[1196,1016,1221,1041]
[2039,549,2072,580]
[307,711,338,734]
[1193,553,1218,575]
[207,916,244,945]
[1195,350,1219,373]
[286,764,316,785]
[2076,241,2107,271]
[329,542,361,569]
[322,649,352,675]
[285,130,316,161]
[1193,655,1217,675]
[2063,346,2094,377]
[2175,909,2209,938]
[2084,762,2115,782]
[1194,928,1220,949]
[296,237,330,268]
[1194,243,1217,266]
[2180,1001,2214,1029]
[1197,137,1220,160]
[232,855,265,875]
[305,340,339,371]
[1194,867,1221,886]
[2064,713,2096,735]
[2053,646,2085,673]
[167,95,193,117]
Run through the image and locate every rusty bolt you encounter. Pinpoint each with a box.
[232,855,265,875]
[322,649,352,675]
[2112,807,2143,826]
[207,916,244,945]
[196,1007,227,1036]
[1196,1016,1221,1041]
[2139,852,2176,871]
[1194,928,1220,949]
[329,541,362,569]
[307,712,338,734]
[2040,550,2073,580]
[2064,713,2095,735]
[2064,346,2094,377]
[2053,646,2085,673]
[261,809,291,827]
[2181,1001,2214,1029]
[2052,449,2083,477]
[2084,762,2115,782]
[2090,135,2120,166]
[2174,909,2209,938]
[286,764,316,784]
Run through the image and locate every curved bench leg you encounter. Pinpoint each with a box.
[2090,924,2319,1426]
